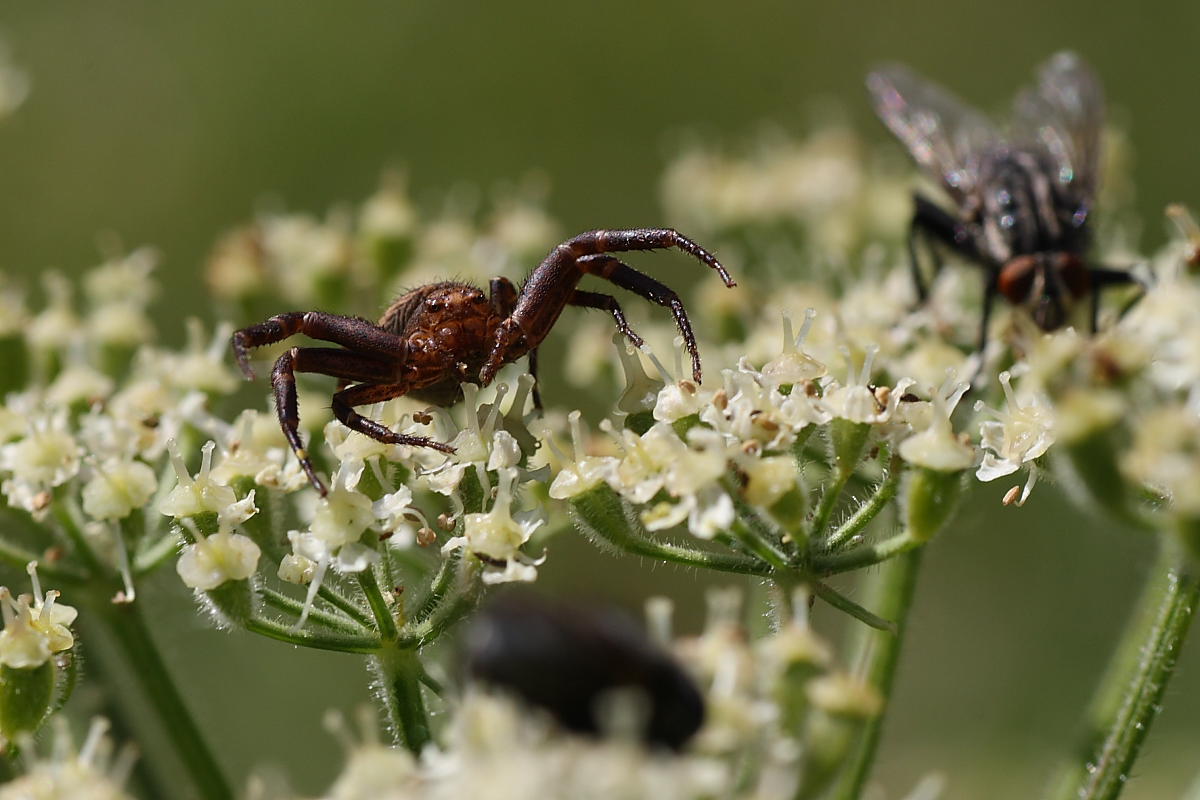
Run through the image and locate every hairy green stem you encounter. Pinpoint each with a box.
[317,583,373,627]
[810,529,922,575]
[823,454,903,551]
[358,569,400,640]
[95,601,232,800]
[811,579,896,633]
[1047,538,1199,800]
[372,646,432,754]
[257,587,367,633]
[243,617,382,653]
[829,548,924,800]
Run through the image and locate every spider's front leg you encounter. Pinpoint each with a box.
[232,311,409,380]
[331,382,456,457]
[271,347,402,493]
[479,228,733,385]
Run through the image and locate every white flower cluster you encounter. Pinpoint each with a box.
[0,563,76,670]
[206,171,560,310]
[660,126,912,260]
[977,213,1200,521]
[550,314,973,543]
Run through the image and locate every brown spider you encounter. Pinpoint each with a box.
[232,228,735,495]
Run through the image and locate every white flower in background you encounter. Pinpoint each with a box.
[359,171,417,243]
[262,212,351,304]
[209,409,307,491]
[823,346,891,424]
[159,440,239,520]
[278,553,317,585]
[0,718,137,800]
[81,458,158,521]
[0,410,82,515]
[146,318,239,396]
[176,530,261,591]
[760,308,826,388]
[0,41,30,119]
[1122,405,1200,516]
[45,361,115,408]
[0,564,77,668]
[25,273,80,353]
[82,247,159,309]
[444,467,545,584]
[975,371,1055,505]
[0,275,28,337]
[547,412,619,500]
[310,465,376,551]
[898,377,975,472]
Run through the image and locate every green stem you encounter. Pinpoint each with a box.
[317,583,374,627]
[358,569,400,640]
[811,579,896,633]
[810,530,922,575]
[371,646,432,754]
[409,550,461,624]
[829,548,924,800]
[95,601,232,800]
[809,467,852,542]
[569,488,775,578]
[823,454,903,551]
[257,587,367,634]
[51,493,105,574]
[243,617,382,654]
[133,530,181,576]
[1047,538,1199,800]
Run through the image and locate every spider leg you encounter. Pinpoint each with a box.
[568,288,646,349]
[528,348,543,411]
[561,228,735,287]
[490,277,518,316]
[272,347,401,494]
[578,254,702,383]
[489,275,544,407]
[331,382,456,458]
[232,311,408,380]
[481,228,729,386]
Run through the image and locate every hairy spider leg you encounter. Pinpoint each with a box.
[271,347,450,495]
[576,254,704,381]
[480,228,734,385]
[233,311,410,380]
[488,275,543,409]
[567,287,646,349]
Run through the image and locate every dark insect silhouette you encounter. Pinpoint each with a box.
[231,228,734,494]
[465,595,705,750]
[867,52,1136,352]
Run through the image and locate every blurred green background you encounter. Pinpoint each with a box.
[2,1,1199,797]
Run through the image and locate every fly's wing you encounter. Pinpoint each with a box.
[867,63,1001,207]
[1012,51,1105,201]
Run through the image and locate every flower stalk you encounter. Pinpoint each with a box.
[1047,537,1199,800]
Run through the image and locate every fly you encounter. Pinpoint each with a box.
[867,52,1137,352]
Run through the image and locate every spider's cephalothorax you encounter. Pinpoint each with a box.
[232,228,735,494]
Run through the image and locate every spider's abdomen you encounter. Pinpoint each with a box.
[380,281,501,405]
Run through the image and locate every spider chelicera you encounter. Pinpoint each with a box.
[232,228,735,494]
